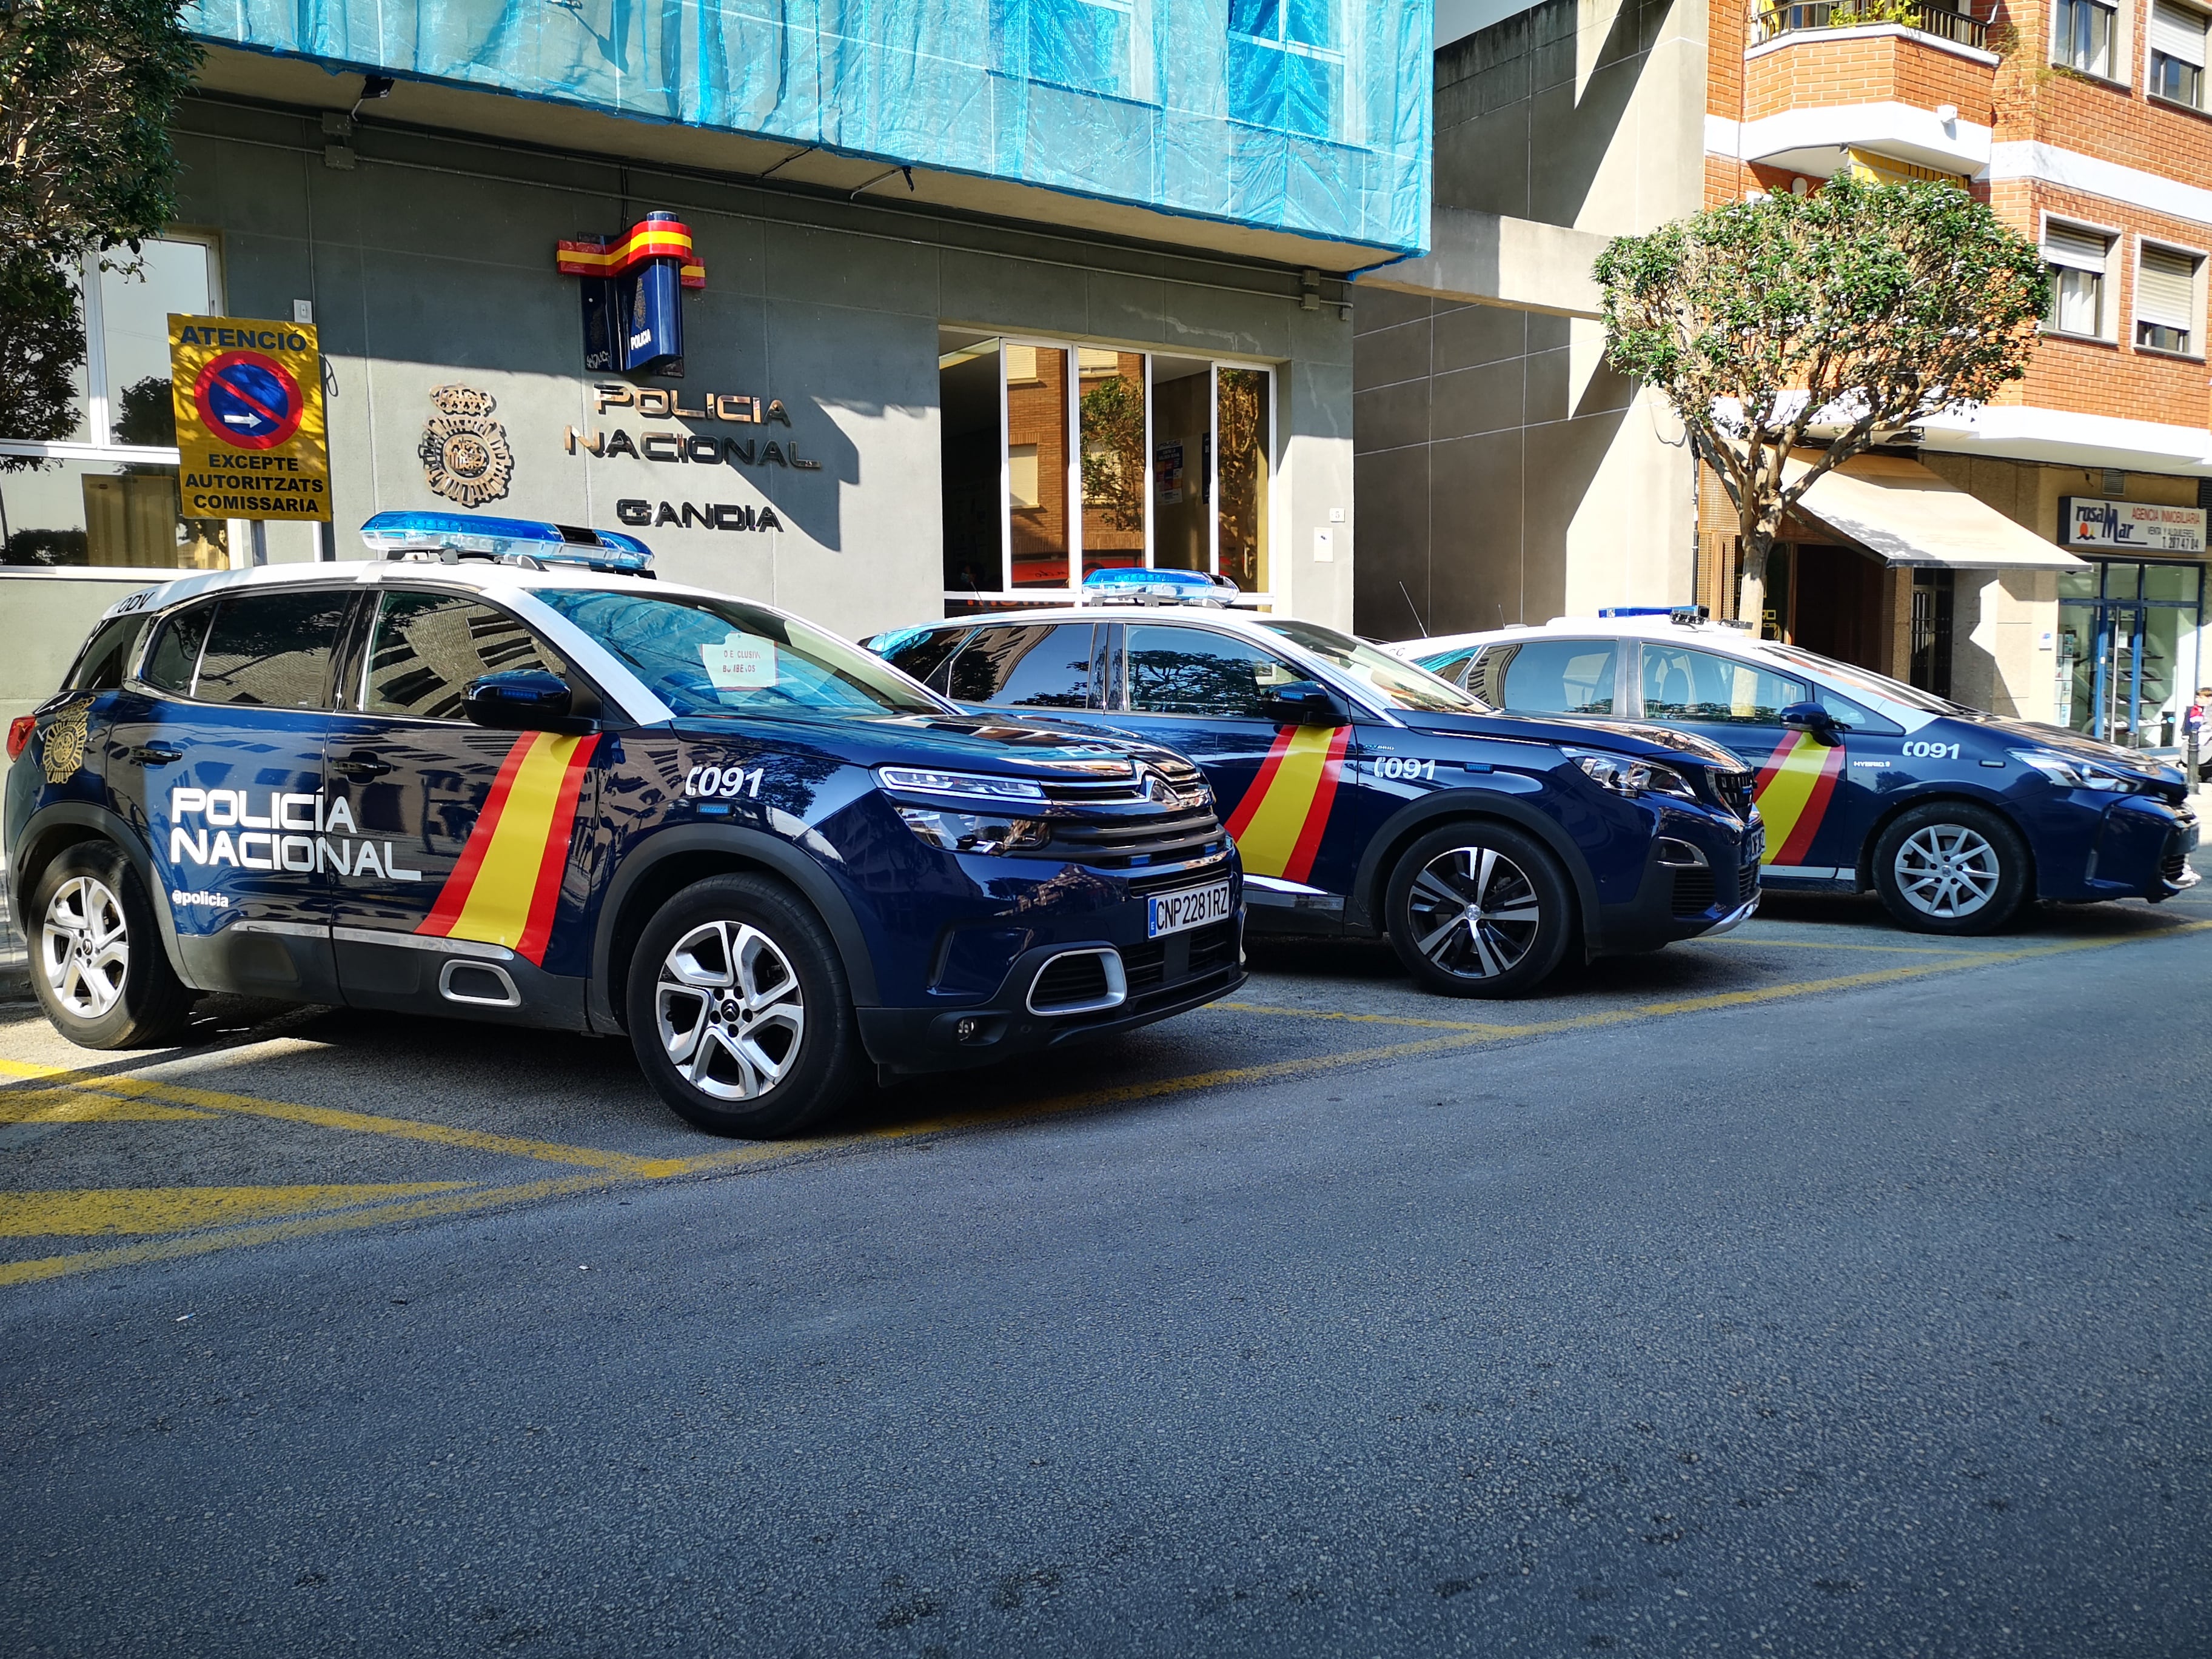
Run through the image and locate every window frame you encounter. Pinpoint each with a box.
[2132,236,2208,359]
[2147,0,2210,107]
[2051,0,2128,84]
[940,620,1104,711]
[133,586,350,711]
[1111,619,1307,720]
[1226,0,1360,142]
[1632,640,1812,728]
[1475,635,1625,718]
[2039,213,2123,343]
[350,585,588,726]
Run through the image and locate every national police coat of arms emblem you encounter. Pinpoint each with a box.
[41,699,92,785]
[418,385,515,508]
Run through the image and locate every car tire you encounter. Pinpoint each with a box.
[1382,821,1575,998]
[1871,802,2029,935]
[625,873,866,1138]
[28,841,196,1049]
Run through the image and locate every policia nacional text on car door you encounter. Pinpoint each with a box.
[4,520,1247,1137]
[871,602,1760,997]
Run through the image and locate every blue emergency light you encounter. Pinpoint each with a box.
[1598,604,1708,624]
[358,511,655,575]
[1080,566,1240,606]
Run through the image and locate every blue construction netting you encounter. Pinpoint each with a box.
[187,0,1432,256]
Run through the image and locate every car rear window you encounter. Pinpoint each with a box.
[139,603,215,695]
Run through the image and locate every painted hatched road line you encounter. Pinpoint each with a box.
[0,1184,475,1236]
[0,1061,688,1178]
[0,1088,216,1124]
[2,917,2205,1285]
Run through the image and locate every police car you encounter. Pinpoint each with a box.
[1389,609,2200,934]
[863,569,1761,997]
[3,515,1245,1137]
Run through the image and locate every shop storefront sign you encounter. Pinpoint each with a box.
[167,314,331,521]
[2059,497,2207,555]
[419,386,515,507]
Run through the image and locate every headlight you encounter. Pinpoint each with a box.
[1566,749,1699,802]
[2008,749,2143,793]
[874,766,1048,803]
[894,806,1050,854]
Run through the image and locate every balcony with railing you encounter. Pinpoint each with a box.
[1753,1,1989,51]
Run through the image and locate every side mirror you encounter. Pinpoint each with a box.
[1263,680,1347,728]
[464,670,585,732]
[1780,700,1841,744]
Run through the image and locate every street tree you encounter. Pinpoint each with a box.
[1594,175,2047,626]
[0,0,199,462]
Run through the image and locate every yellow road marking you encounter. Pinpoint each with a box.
[0,1088,214,1124]
[1687,936,1984,954]
[0,1184,473,1237]
[2,916,2207,1285]
[0,1061,689,1178]
[1215,1000,1509,1033]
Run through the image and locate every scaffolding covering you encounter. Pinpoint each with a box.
[187,0,1433,255]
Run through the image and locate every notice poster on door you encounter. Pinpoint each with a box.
[700,634,778,689]
[1155,440,1185,506]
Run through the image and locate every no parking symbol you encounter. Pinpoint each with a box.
[168,313,332,522]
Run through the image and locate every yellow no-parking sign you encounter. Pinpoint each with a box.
[167,314,331,521]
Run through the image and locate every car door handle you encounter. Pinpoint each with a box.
[330,754,394,780]
[126,744,183,765]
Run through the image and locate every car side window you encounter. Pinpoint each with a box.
[1472,638,1619,714]
[67,614,150,691]
[1815,687,1903,736]
[945,623,1097,708]
[1413,647,1478,687]
[194,591,352,709]
[876,627,967,689]
[1640,645,1806,725]
[363,591,571,721]
[1125,625,1299,719]
[139,603,215,695]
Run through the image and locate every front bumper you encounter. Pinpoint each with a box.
[1586,809,1761,956]
[856,915,1245,1074]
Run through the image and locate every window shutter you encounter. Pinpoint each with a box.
[2152,1,2208,64]
[2138,246,2199,329]
[2043,223,2109,273]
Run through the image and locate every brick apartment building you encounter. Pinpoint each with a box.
[1358,0,2212,748]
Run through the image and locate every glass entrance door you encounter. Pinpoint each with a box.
[2058,560,2204,748]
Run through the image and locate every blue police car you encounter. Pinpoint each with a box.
[4,515,1244,1136]
[864,569,1761,998]
[1389,611,2200,933]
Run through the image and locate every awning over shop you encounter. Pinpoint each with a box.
[1782,451,2088,571]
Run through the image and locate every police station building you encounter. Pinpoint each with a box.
[0,0,1432,720]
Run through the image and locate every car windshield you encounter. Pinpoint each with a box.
[532,589,946,718]
[1761,642,1967,715]
[1258,620,1492,714]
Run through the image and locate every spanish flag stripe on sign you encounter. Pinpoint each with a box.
[1752,731,1845,866]
[1228,725,1349,881]
[417,734,598,962]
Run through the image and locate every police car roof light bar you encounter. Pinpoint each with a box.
[1079,566,1239,607]
[358,511,655,575]
[1597,604,1709,625]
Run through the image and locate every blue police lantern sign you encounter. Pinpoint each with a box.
[556,213,705,377]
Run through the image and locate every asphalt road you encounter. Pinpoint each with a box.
[2,877,2208,1658]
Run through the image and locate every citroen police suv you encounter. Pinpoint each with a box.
[1391,609,2200,934]
[4,515,1244,1137]
[864,570,1760,998]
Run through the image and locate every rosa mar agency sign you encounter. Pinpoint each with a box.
[2059,497,2207,555]
[168,313,332,522]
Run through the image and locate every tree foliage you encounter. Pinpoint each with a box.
[0,0,199,456]
[1079,372,1147,533]
[1594,175,2047,622]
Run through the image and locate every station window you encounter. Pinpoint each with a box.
[937,330,1274,614]
[2041,222,2112,340]
[2150,1,2207,107]
[1228,0,1350,140]
[0,234,230,571]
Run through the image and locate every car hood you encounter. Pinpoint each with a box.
[1942,711,2186,792]
[1394,709,1748,771]
[666,709,1170,778]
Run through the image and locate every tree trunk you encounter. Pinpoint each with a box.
[1735,492,1768,634]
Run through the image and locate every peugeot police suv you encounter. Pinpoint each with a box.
[865,569,1761,998]
[4,515,1244,1136]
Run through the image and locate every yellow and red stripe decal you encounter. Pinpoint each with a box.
[1753,731,1845,866]
[555,219,707,289]
[417,733,598,964]
[1225,725,1352,883]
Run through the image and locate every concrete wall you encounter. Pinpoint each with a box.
[0,573,159,725]
[1350,0,1706,640]
[168,96,1355,642]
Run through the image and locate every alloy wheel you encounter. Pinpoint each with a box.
[41,876,129,1021]
[1892,823,2001,919]
[654,920,806,1101]
[1404,845,1542,981]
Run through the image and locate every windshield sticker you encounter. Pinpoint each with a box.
[701,633,779,689]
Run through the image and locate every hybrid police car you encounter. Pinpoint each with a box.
[863,569,1761,998]
[1391,610,2200,934]
[4,515,1245,1137]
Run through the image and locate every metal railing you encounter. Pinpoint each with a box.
[1754,1,1989,50]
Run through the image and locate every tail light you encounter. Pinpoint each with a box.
[6,716,35,762]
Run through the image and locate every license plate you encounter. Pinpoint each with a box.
[1147,879,1233,939]
[1744,822,1766,863]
